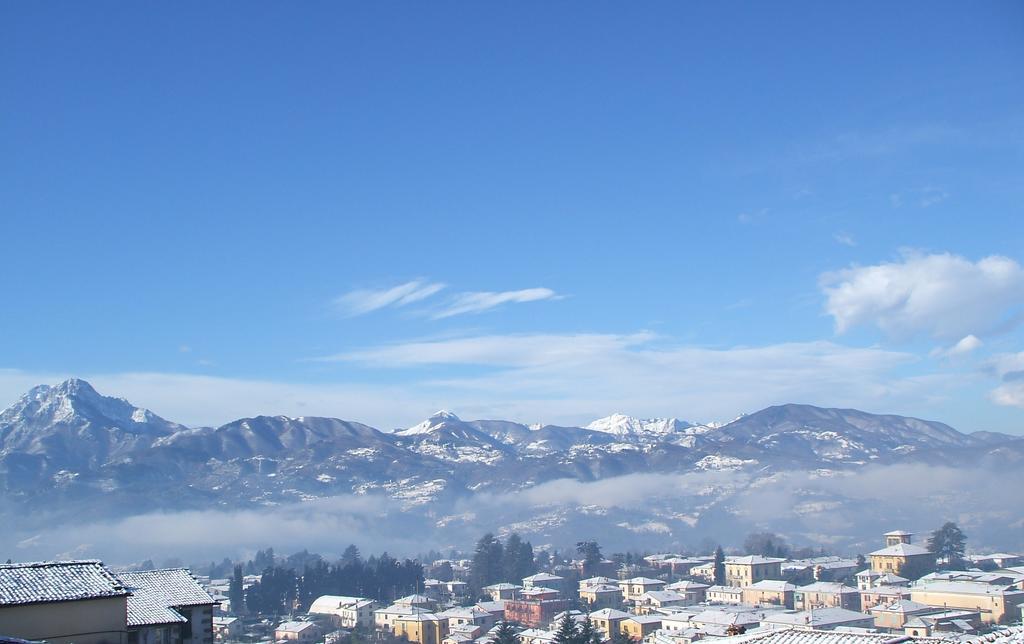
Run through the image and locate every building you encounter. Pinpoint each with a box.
[394,612,449,644]
[0,559,130,644]
[579,583,623,609]
[903,609,983,637]
[689,562,717,583]
[118,568,217,644]
[635,590,690,613]
[308,595,376,629]
[859,584,910,612]
[589,608,632,637]
[375,604,433,632]
[620,577,668,602]
[868,532,935,579]
[761,608,875,631]
[621,615,663,640]
[275,621,322,642]
[725,557,785,588]
[970,553,1024,569]
[439,605,495,631]
[522,573,565,593]
[854,570,908,591]
[396,593,438,610]
[909,579,1024,624]
[795,582,861,611]
[483,583,523,601]
[867,599,935,630]
[504,596,570,628]
[706,585,743,604]
[212,616,241,641]
[742,580,795,608]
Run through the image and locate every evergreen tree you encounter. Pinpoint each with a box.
[578,616,601,644]
[855,554,866,570]
[576,541,603,578]
[552,613,579,644]
[504,533,537,581]
[493,620,519,644]
[927,522,967,567]
[713,546,726,586]
[342,544,362,566]
[471,533,505,591]
[228,564,246,614]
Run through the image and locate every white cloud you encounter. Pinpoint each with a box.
[821,252,1024,340]
[333,280,445,316]
[432,287,561,319]
[930,334,983,359]
[986,351,1024,409]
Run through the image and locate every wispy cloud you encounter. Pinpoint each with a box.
[833,232,857,247]
[333,280,445,317]
[431,287,562,319]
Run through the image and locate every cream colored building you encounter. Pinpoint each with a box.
[725,556,785,588]
[794,582,860,611]
[621,615,662,640]
[0,560,130,644]
[869,531,935,579]
[579,583,622,609]
[664,580,709,604]
[589,607,631,637]
[309,595,376,628]
[619,577,667,602]
[275,621,321,642]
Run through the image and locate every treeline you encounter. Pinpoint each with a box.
[230,545,424,616]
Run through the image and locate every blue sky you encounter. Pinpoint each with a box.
[2,1,1023,432]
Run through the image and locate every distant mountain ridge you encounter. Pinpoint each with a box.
[1,379,1022,555]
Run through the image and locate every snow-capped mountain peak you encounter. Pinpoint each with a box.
[396,410,462,436]
[585,413,691,437]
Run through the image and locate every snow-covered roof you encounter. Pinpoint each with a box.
[689,609,760,626]
[911,580,1024,597]
[747,580,795,592]
[118,568,215,628]
[707,585,744,594]
[523,573,563,582]
[310,594,373,613]
[727,556,787,565]
[0,560,128,606]
[640,590,687,603]
[118,569,215,608]
[869,543,931,557]
[763,608,872,627]
[867,599,930,614]
[589,608,632,619]
[884,530,913,536]
[277,621,318,632]
[710,626,947,644]
[666,580,710,591]
[484,583,523,590]
[621,576,666,585]
[796,582,857,594]
[962,626,1024,644]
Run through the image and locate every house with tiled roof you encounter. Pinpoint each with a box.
[275,620,321,642]
[742,580,796,609]
[868,531,935,579]
[619,577,667,602]
[0,559,130,644]
[726,556,786,588]
[794,582,861,612]
[117,568,217,644]
[761,607,875,632]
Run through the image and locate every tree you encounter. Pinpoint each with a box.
[743,532,789,558]
[229,564,246,614]
[471,533,505,592]
[576,541,603,577]
[609,628,635,644]
[342,544,362,567]
[927,522,967,567]
[505,533,537,582]
[552,613,579,644]
[577,616,601,644]
[493,621,519,644]
[713,546,726,585]
[855,554,866,570]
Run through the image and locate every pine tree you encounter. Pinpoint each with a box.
[713,546,726,586]
[552,613,579,644]
[493,620,519,644]
[471,533,505,593]
[578,616,601,644]
[576,541,603,578]
[229,564,246,614]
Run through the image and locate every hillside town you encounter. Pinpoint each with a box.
[2,526,1023,644]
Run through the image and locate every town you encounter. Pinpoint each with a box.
[2,524,1022,644]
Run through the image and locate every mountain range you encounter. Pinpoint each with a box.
[2,378,1023,559]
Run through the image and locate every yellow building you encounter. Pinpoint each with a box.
[618,577,666,602]
[725,556,785,587]
[741,580,795,608]
[620,615,662,639]
[909,580,1024,625]
[579,584,622,609]
[395,612,449,644]
[588,608,631,637]
[0,560,130,644]
[869,531,935,579]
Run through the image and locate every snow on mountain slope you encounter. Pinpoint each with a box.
[586,413,693,438]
